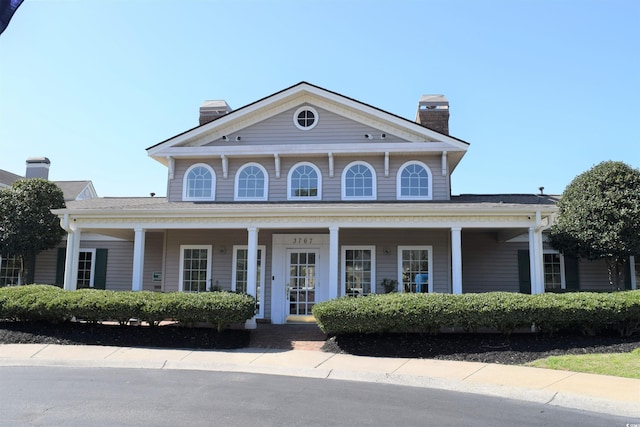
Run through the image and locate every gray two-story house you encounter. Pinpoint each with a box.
[34,82,637,326]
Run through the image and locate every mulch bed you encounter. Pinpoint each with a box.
[0,321,250,350]
[1,321,639,365]
[322,332,640,364]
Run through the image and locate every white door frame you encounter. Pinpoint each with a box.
[271,234,329,324]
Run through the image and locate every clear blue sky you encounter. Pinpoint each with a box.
[1,0,638,197]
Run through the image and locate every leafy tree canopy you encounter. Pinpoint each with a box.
[548,161,640,289]
[0,179,66,284]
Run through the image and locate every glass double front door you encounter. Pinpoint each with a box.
[287,249,319,316]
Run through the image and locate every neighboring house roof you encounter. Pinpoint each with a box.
[54,180,98,201]
[0,169,22,188]
[0,168,96,201]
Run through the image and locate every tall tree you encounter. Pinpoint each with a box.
[0,178,66,285]
[548,161,640,290]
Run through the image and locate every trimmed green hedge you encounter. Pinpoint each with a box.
[0,285,256,331]
[312,291,640,336]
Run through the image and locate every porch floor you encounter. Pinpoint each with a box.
[249,323,327,351]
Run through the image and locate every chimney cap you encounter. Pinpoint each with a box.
[26,157,51,165]
[200,100,232,114]
[418,94,448,109]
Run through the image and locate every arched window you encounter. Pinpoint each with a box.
[288,162,321,200]
[342,161,376,200]
[235,163,268,201]
[397,161,432,200]
[183,163,216,201]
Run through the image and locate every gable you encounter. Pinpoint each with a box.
[147,82,469,168]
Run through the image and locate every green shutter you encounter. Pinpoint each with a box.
[517,250,531,294]
[564,256,580,291]
[624,258,632,290]
[94,249,108,290]
[55,248,66,286]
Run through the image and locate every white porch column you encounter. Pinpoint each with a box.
[451,227,463,294]
[329,226,339,299]
[132,228,146,291]
[528,227,544,294]
[63,227,81,291]
[245,227,258,330]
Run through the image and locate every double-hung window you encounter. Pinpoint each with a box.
[232,245,266,318]
[398,246,432,293]
[0,255,20,287]
[342,246,375,296]
[179,245,212,292]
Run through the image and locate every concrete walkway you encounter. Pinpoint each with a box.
[0,343,638,419]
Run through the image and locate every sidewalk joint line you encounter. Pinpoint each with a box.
[31,344,49,358]
[391,359,410,375]
[461,363,488,381]
[314,352,336,368]
[540,371,579,389]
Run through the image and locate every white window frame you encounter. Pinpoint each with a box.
[287,161,322,200]
[234,162,269,201]
[341,245,376,296]
[232,245,266,318]
[397,245,433,293]
[341,161,377,201]
[0,254,21,286]
[178,245,212,292]
[293,106,319,131]
[396,160,433,201]
[75,248,97,288]
[543,249,566,291]
[183,163,216,201]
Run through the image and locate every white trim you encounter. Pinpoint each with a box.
[341,161,377,201]
[183,163,216,201]
[287,161,322,200]
[451,227,462,294]
[234,162,269,201]
[232,245,266,319]
[132,229,146,291]
[396,160,433,201]
[178,245,212,292]
[341,245,376,296]
[293,106,319,131]
[397,245,433,293]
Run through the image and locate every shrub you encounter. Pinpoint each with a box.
[0,286,256,331]
[0,284,66,322]
[313,291,640,336]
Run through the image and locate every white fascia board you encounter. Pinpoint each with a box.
[157,142,465,159]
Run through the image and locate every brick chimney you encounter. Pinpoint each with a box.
[199,100,232,125]
[25,157,51,179]
[416,95,449,135]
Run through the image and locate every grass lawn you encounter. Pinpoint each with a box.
[526,348,640,379]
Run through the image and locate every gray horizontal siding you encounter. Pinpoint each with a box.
[143,232,165,291]
[170,154,448,202]
[462,232,526,293]
[34,240,134,291]
[204,105,407,146]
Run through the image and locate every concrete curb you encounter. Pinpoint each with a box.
[0,344,638,419]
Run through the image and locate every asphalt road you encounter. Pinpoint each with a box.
[0,367,634,426]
